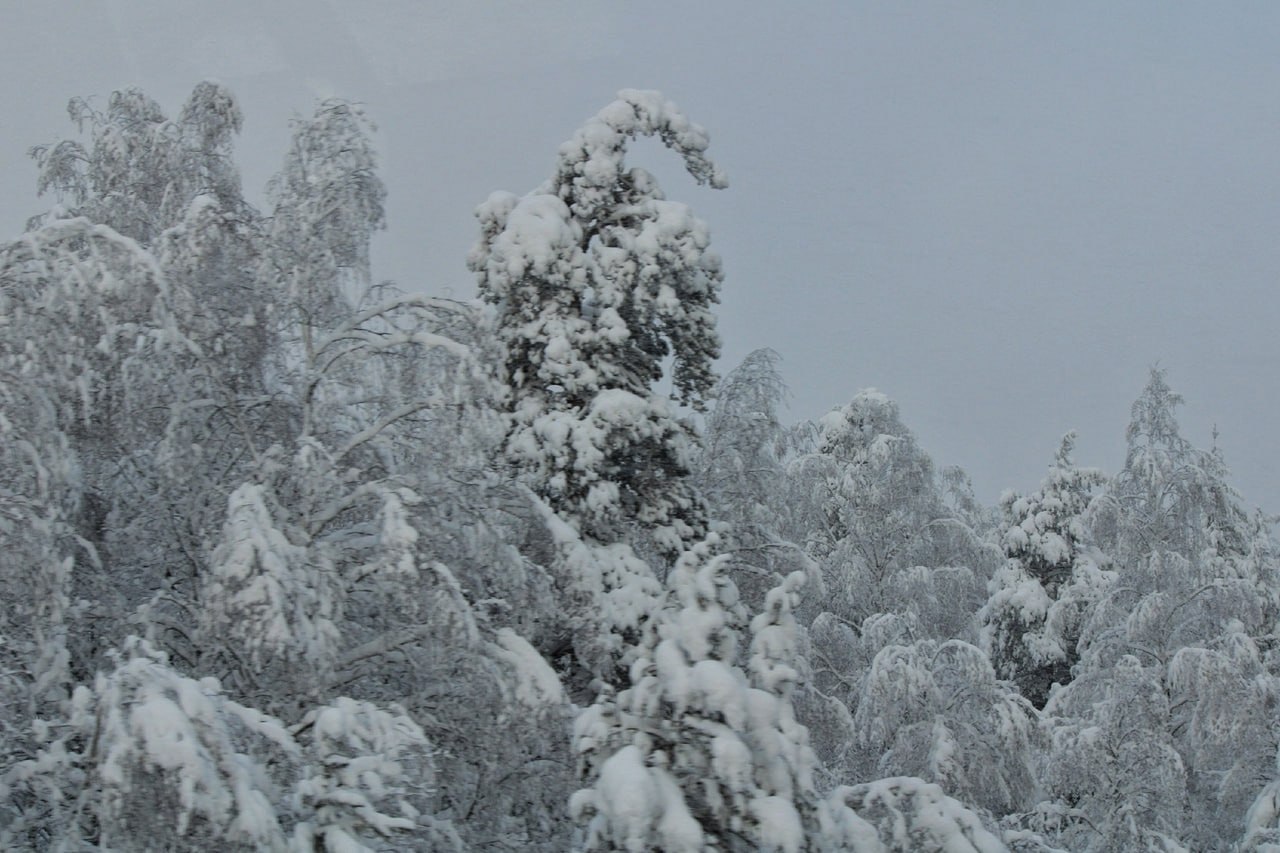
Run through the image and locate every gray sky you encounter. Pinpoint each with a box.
[5,2,1280,510]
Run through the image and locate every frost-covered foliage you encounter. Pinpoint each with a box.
[1037,656,1189,852]
[0,84,571,851]
[788,390,987,627]
[697,348,819,613]
[29,83,246,243]
[1167,629,1279,848]
[698,348,789,529]
[1095,368,1254,567]
[852,639,1040,816]
[824,777,1006,853]
[6,81,1280,853]
[3,640,462,852]
[982,433,1106,707]
[3,638,292,851]
[291,697,459,851]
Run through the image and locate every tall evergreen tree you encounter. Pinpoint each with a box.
[471,89,727,559]
[470,90,729,689]
[981,432,1105,708]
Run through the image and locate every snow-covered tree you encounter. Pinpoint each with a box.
[2,638,469,852]
[470,90,731,701]
[1037,656,1189,852]
[981,432,1106,708]
[697,348,818,613]
[8,84,269,682]
[0,342,81,694]
[1240,738,1280,852]
[0,212,195,680]
[1094,368,1254,569]
[1166,628,1279,849]
[0,376,80,843]
[263,98,385,334]
[1026,372,1280,851]
[1046,542,1274,853]
[572,544,823,852]
[472,89,727,559]
[2,638,294,851]
[199,481,343,694]
[698,348,789,526]
[291,696,459,851]
[851,638,1040,818]
[788,390,983,627]
[29,82,247,243]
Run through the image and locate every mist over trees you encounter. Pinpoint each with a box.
[2,82,1278,852]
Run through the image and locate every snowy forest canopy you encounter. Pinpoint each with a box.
[2,82,1279,852]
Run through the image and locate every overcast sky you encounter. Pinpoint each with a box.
[5,2,1280,510]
